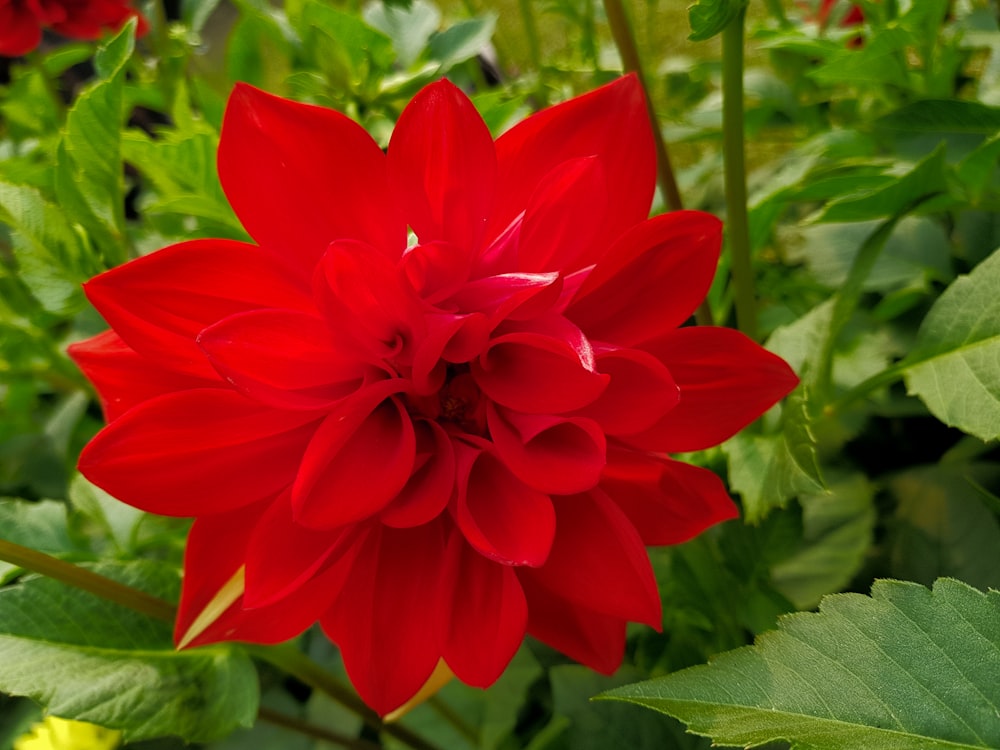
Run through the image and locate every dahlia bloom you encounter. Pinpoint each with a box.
[72,75,799,715]
[0,0,146,57]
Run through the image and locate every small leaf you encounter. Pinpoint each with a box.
[873,100,1000,134]
[602,578,1000,750]
[426,15,498,70]
[363,0,441,68]
[687,0,748,42]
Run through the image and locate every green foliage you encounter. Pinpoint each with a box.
[603,579,1000,750]
[687,0,749,42]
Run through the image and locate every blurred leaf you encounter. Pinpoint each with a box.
[426,15,497,70]
[0,499,75,584]
[0,561,258,743]
[957,134,1000,203]
[68,474,145,556]
[889,463,1000,591]
[904,247,1000,441]
[687,0,748,42]
[364,0,441,68]
[874,100,1000,134]
[303,1,395,86]
[809,26,911,87]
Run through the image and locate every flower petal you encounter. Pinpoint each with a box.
[490,74,654,263]
[448,272,563,324]
[380,419,455,528]
[219,83,403,268]
[520,489,661,627]
[627,326,800,452]
[321,521,447,717]
[79,389,319,516]
[68,330,218,422]
[487,404,605,494]
[601,448,738,545]
[292,389,415,529]
[83,239,313,379]
[0,4,42,56]
[566,211,722,347]
[388,79,496,253]
[452,439,555,566]
[441,533,527,687]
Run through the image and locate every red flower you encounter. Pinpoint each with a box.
[0,0,147,57]
[817,0,865,27]
[72,76,799,715]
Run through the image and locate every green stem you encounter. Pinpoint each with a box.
[257,706,380,750]
[762,0,790,26]
[517,0,543,74]
[249,645,445,750]
[0,539,176,622]
[721,7,757,340]
[427,695,479,744]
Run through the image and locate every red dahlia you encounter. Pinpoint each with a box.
[72,75,799,715]
[0,0,147,56]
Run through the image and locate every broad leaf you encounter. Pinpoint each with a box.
[426,15,498,70]
[603,578,1000,750]
[874,100,1000,134]
[0,499,76,583]
[363,0,441,68]
[687,0,748,42]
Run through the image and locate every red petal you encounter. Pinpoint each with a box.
[83,239,313,379]
[517,157,608,273]
[452,439,555,566]
[575,346,679,435]
[381,419,454,528]
[68,330,218,422]
[411,312,491,395]
[601,447,738,545]
[490,75,654,264]
[401,241,474,305]
[518,573,626,675]
[449,272,563,324]
[219,84,403,269]
[566,211,722,347]
[321,522,447,716]
[487,404,605,494]
[198,309,378,410]
[441,533,527,687]
[0,4,42,56]
[292,389,415,529]
[79,389,318,516]
[520,488,661,627]
[627,326,800,452]
[388,79,496,253]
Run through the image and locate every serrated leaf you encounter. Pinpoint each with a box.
[426,15,497,70]
[903,247,1000,440]
[0,561,258,743]
[602,578,1000,750]
[687,0,747,42]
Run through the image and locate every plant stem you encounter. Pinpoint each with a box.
[0,539,176,622]
[250,645,445,750]
[721,6,757,340]
[428,695,479,744]
[517,0,542,73]
[257,706,380,750]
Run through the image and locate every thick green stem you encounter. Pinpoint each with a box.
[722,7,758,340]
[517,0,543,73]
[0,539,176,622]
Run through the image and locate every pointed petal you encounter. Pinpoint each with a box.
[601,447,738,545]
[411,313,491,395]
[198,308,378,410]
[321,522,447,716]
[401,241,474,305]
[490,74,654,263]
[448,272,563,324]
[381,419,454,528]
[442,533,527,687]
[68,330,217,422]
[452,439,555,566]
[219,83,403,268]
[488,404,605,494]
[388,79,496,252]
[521,489,661,627]
[79,389,319,516]
[292,389,415,529]
[566,211,722,346]
[83,239,313,378]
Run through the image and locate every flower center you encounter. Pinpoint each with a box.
[407,365,488,437]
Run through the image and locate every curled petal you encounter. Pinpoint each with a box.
[566,211,722,346]
[401,241,474,305]
[388,79,496,253]
[198,309,379,410]
[490,74,655,266]
[601,447,738,545]
[449,272,563,324]
[68,330,218,422]
[519,489,661,627]
[381,419,455,528]
[321,522,447,717]
[441,533,527,687]
[628,326,800,452]
[411,312,491,395]
[293,388,415,529]
[79,389,319,516]
[83,239,312,378]
[452,439,555,567]
[575,346,679,435]
[487,404,605,494]
[219,83,403,268]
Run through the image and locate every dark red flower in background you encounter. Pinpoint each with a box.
[817,0,865,27]
[0,0,146,57]
[71,75,799,715]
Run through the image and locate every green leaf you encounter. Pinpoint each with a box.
[874,100,1000,134]
[303,1,395,84]
[426,15,498,70]
[68,474,145,555]
[602,578,1000,750]
[0,499,75,583]
[0,561,258,743]
[687,0,748,42]
[957,134,1000,203]
[363,0,441,68]
[889,463,1000,591]
[809,26,911,87]
[904,247,1000,440]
